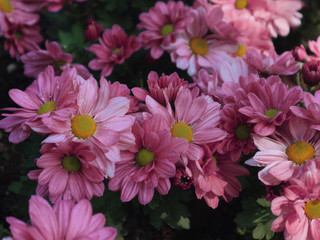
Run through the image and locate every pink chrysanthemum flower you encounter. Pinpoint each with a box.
[3,21,42,59]
[28,141,105,203]
[5,195,117,240]
[0,66,77,143]
[137,1,192,59]
[108,116,188,205]
[291,90,320,131]
[87,24,141,77]
[0,0,40,32]
[20,40,72,78]
[146,87,227,166]
[132,71,190,106]
[246,116,320,186]
[166,6,235,76]
[189,144,249,209]
[42,76,135,178]
[21,40,91,79]
[271,178,320,240]
[245,48,300,76]
[218,103,256,161]
[238,76,303,136]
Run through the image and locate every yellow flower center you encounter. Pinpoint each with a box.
[189,37,209,56]
[38,101,56,115]
[0,0,12,13]
[71,115,97,139]
[234,43,247,57]
[135,148,155,167]
[62,155,82,172]
[286,141,315,165]
[161,24,174,36]
[264,109,279,119]
[305,199,320,219]
[171,122,193,143]
[235,124,251,140]
[235,0,248,10]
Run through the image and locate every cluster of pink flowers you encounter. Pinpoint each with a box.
[5,0,320,239]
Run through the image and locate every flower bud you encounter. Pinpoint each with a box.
[172,168,193,190]
[292,44,307,62]
[302,60,320,86]
[85,19,103,41]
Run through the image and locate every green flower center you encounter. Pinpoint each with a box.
[235,124,251,140]
[38,101,56,115]
[264,109,279,119]
[171,122,193,143]
[62,155,82,172]
[161,24,174,36]
[305,199,320,219]
[135,148,155,167]
[71,115,97,139]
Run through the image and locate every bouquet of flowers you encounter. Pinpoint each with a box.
[0,0,319,239]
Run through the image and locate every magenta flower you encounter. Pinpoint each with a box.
[189,144,249,209]
[238,76,303,136]
[137,1,192,59]
[44,0,86,12]
[21,40,73,78]
[245,48,300,76]
[0,66,77,143]
[132,71,190,105]
[6,195,117,240]
[218,103,256,161]
[271,178,320,240]
[146,88,227,166]
[3,21,42,59]
[42,76,135,178]
[87,24,141,77]
[246,116,320,186]
[302,60,320,86]
[28,141,105,203]
[85,19,103,42]
[172,167,193,190]
[108,116,188,205]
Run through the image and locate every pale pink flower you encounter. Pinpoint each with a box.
[189,144,249,209]
[28,141,105,203]
[252,0,304,38]
[108,116,188,205]
[146,87,227,166]
[166,6,235,76]
[218,103,256,161]
[246,116,320,186]
[3,21,42,59]
[42,76,135,178]
[6,195,117,240]
[87,24,141,77]
[290,90,320,131]
[271,178,320,240]
[132,71,190,106]
[0,66,77,143]
[308,36,320,60]
[137,1,192,59]
[238,76,303,136]
[245,48,300,76]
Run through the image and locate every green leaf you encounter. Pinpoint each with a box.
[252,223,266,239]
[257,198,271,208]
[177,216,190,230]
